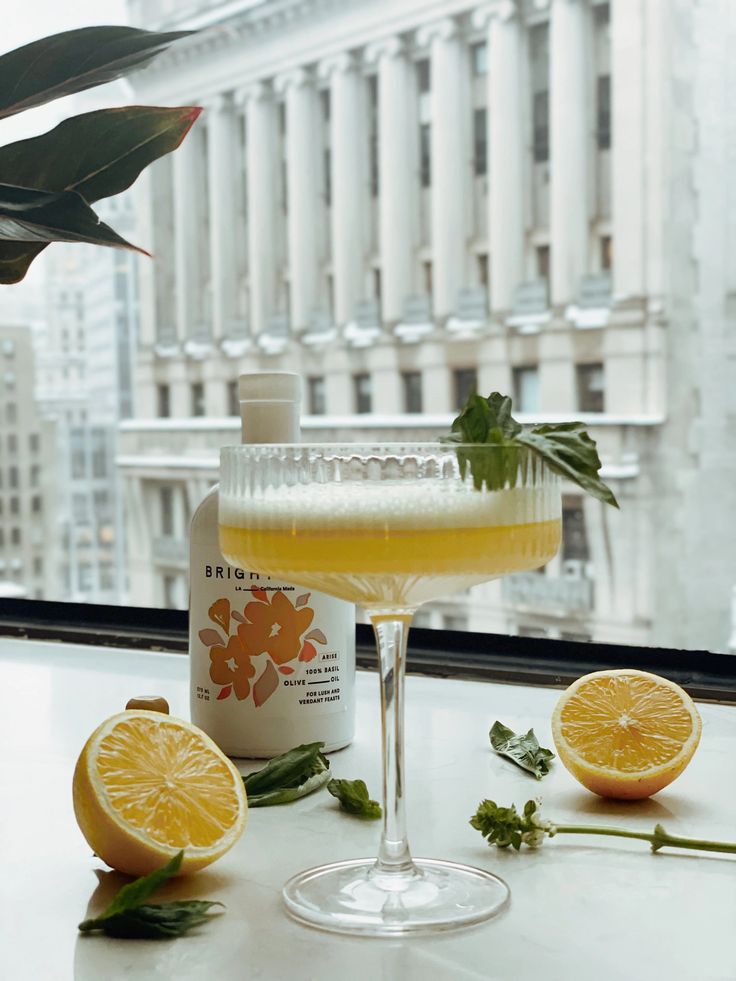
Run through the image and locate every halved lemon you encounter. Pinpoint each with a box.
[551,669,702,800]
[73,710,247,876]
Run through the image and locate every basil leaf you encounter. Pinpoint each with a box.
[243,742,327,796]
[78,852,224,939]
[490,721,555,780]
[440,391,619,507]
[246,749,331,806]
[80,901,224,939]
[327,778,382,820]
[90,850,183,921]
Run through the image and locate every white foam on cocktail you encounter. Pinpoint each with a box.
[220,480,560,530]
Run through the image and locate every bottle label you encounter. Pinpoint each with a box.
[190,541,355,756]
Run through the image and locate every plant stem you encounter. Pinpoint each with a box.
[550,824,736,855]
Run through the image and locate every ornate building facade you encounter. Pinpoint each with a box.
[121,0,736,652]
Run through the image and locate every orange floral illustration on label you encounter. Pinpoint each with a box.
[199,589,328,706]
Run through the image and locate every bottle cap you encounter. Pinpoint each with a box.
[125,695,170,714]
[238,372,301,403]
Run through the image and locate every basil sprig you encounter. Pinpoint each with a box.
[243,742,332,806]
[78,851,224,939]
[327,778,382,820]
[441,392,619,507]
[490,721,555,780]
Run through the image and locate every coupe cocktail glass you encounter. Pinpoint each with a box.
[219,443,561,936]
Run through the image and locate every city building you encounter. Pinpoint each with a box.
[120,0,736,653]
[0,326,58,600]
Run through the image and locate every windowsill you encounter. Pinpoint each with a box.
[1,636,734,978]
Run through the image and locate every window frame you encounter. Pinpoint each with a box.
[0,598,733,703]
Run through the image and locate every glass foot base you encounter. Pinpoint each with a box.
[282,858,510,936]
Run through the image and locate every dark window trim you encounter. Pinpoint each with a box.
[0,599,734,702]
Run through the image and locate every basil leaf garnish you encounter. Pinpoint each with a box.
[490,721,555,780]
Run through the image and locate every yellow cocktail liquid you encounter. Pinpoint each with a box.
[220,517,561,609]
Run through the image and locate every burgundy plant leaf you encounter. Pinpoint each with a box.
[198,628,224,647]
[304,628,327,645]
[295,593,311,608]
[253,660,278,707]
[216,685,232,701]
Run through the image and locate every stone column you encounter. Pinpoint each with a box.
[243,83,278,336]
[550,0,589,306]
[275,68,321,334]
[318,53,366,328]
[365,37,414,326]
[416,18,467,321]
[205,94,238,341]
[610,0,653,302]
[172,128,200,340]
[474,0,525,314]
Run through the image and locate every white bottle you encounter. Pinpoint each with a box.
[189,372,355,757]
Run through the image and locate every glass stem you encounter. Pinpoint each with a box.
[370,613,415,876]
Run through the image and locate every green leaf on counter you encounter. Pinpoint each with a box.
[490,721,555,780]
[440,391,619,507]
[327,778,382,820]
[244,742,332,806]
[78,851,224,939]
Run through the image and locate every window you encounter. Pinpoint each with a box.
[163,574,179,608]
[11,527,20,546]
[7,434,16,453]
[472,42,487,75]
[533,91,549,163]
[353,373,372,414]
[562,497,590,563]
[30,465,40,488]
[307,376,326,415]
[91,428,107,479]
[478,254,489,289]
[191,382,205,417]
[473,108,487,176]
[417,59,431,94]
[536,245,551,286]
[324,148,332,206]
[160,487,174,537]
[597,74,611,150]
[10,496,19,515]
[6,402,16,424]
[402,371,423,413]
[453,368,477,410]
[70,428,86,479]
[2,339,15,356]
[600,236,612,271]
[576,364,605,413]
[419,123,431,187]
[29,433,40,453]
[368,75,379,196]
[423,261,433,297]
[9,466,18,489]
[227,380,239,417]
[513,367,540,413]
[157,384,170,418]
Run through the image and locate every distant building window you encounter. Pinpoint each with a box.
[29,433,40,453]
[7,433,17,453]
[353,373,372,414]
[307,376,326,415]
[11,527,20,545]
[91,428,107,479]
[321,88,330,121]
[191,382,205,417]
[368,75,379,197]
[600,235,612,271]
[373,269,383,307]
[443,614,469,631]
[163,574,178,609]
[453,368,477,410]
[576,363,605,413]
[472,42,487,75]
[6,402,16,424]
[478,254,489,289]
[160,486,174,537]
[597,74,611,150]
[533,90,549,163]
[30,465,40,488]
[402,371,423,414]
[0,528,3,546]
[2,339,15,356]
[417,59,431,94]
[227,380,239,417]
[10,496,19,515]
[562,497,590,562]
[324,147,332,206]
[513,366,540,413]
[157,384,170,418]
[423,261,433,298]
[473,108,487,176]
[31,496,42,515]
[4,371,15,389]
[419,123,431,187]
[536,245,551,285]
[9,466,18,489]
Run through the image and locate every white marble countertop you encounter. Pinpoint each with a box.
[0,637,734,981]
